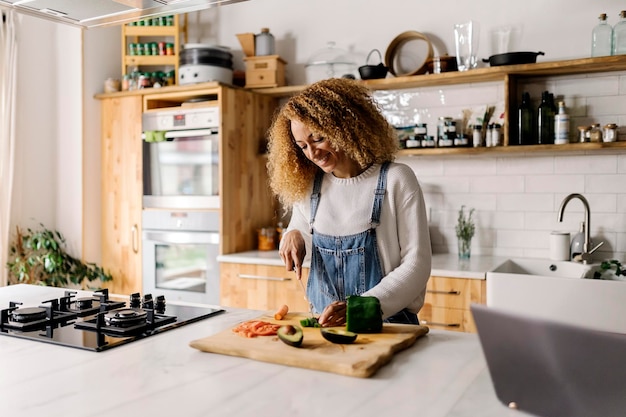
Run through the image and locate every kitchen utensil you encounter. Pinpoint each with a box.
[358,49,388,80]
[178,44,234,85]
[384,31,433,77]
[297,278,315,318]
[190,314,429,378]
[482,51,544,66]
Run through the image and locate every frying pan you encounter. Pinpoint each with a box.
[483,51,545,67]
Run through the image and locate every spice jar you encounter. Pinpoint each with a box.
[472,124,483,147]
[257,227,277,251]
[577,126,590,143]
[589,123,603,142]
[603,123,618,142]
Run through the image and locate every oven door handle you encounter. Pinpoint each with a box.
[143,230,219,245]
[141,128,218,140]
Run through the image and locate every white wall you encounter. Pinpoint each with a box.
[8,0,626,270]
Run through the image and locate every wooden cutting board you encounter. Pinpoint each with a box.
[189,312,429,378]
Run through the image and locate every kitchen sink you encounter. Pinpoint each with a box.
[486,258,626,334]
[489,258,598,278]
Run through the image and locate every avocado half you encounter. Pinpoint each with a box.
[277,324,304,347]
[320,328,358,344]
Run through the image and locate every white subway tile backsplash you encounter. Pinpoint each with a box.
[556,75,620,98]
[496,156,553,174]
[554,154,617,174]
[587,95,626,116]
[498,193,554,212]
[470,175,524,193]
[586,174,626,193]
[497,230,548,249]
[526,174,585,193]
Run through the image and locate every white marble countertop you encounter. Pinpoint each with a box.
[218,251,507,280]
[0,284,527,417]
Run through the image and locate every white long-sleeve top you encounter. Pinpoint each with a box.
[282,162,432,319]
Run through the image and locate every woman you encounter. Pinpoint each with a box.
[267,78,431,327]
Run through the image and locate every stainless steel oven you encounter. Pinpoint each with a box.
[142,210,220,305]
[142,105,220,210]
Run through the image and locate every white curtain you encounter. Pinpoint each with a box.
[0,10,18,287]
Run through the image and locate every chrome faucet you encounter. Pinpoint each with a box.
[557,193,603,264]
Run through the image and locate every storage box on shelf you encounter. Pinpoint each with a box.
[121,14,188,87]
[250,55,626,156]
[418,276,486,333]
[244,55,287,88]
[220,263,310,311]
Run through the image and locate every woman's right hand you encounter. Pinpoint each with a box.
[279,230,306,280]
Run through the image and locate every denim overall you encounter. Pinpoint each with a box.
[306,163,418,325]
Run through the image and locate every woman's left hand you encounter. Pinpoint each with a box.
[318,300,347,327]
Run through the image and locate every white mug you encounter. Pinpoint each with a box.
[549,231,571,261]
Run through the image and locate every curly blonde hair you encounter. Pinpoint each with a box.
[266,78,398,208]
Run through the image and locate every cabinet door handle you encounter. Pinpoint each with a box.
[131,224,139,254]
[427,289,461,295]
[237,274,291,282]
[420,320,461,328]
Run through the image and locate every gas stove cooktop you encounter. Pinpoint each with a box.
[0,289,224,352]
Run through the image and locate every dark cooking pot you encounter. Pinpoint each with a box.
[482,51,545,67]
[180,44,233,68]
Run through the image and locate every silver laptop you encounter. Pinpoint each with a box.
[471,304,626,417]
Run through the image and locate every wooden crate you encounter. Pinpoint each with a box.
[244,55,287,88]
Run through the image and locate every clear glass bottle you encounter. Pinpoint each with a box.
[554,101,570,144]
[517,92,534,145]
[537,91,554,144]
[592,13,613,57]
[613,10,626,55]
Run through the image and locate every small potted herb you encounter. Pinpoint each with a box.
[456,206,475,259]
[593,259,626,281]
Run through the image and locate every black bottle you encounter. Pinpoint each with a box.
[518,92,535,145]
[537,90,554,144]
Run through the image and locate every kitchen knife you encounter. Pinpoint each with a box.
[297,277,315,318]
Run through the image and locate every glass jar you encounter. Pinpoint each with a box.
[305,41,358,83]
[577,126,590,143]
[603,123,618,142]
[589,123,603,142]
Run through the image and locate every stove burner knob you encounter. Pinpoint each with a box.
[155,295,166,314]
[142,294,154,310]
[129,293,141,309]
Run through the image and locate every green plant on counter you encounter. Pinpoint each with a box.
[6,224,113,288]
[593,259,626,280]
[455,206,475,260]
[455,205,476,241]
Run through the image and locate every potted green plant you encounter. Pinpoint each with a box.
[593,259,626,281]
[6,224,113,289]
[455,206,475,260]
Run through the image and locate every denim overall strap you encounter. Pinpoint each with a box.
[307,165,388,314]
[370,162,390,227]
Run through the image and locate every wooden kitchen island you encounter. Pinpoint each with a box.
[0,285,527,417]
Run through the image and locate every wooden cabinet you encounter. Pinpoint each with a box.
[97,82,279,295]
[252,55,626,156]
[220,263,310,311]
[121,14,187,84]
[100,95,143,295]
[418,276,486,333]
